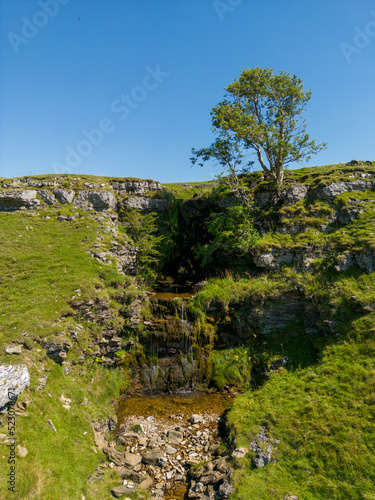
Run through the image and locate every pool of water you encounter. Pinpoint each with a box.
[117,391,233,423]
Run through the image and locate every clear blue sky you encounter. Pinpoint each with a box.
[1,0,374,182]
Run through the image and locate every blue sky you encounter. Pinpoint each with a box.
[0,0,374,182]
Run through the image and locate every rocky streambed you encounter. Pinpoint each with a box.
[92,392,236,499]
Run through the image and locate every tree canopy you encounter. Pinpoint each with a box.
[192,67,326,191]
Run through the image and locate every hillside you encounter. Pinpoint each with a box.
[0,162,374,499]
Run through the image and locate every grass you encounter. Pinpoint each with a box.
[0,206,130,499]
[228,334,375,500]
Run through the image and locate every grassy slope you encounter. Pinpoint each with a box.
[0,206,127,500]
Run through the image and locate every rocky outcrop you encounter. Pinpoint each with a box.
[249,426,279,468]
[122,196,167,211]
[111,180,162,195]
[0,190,39,210]
[0,365,30,409]
[74,190,116,210]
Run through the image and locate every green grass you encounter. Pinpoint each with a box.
[228,334,375,500]
[0,206,130,499]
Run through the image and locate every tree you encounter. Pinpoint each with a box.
[192,67,326,191]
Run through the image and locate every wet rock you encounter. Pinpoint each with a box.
[168,429,184,445]
[191,414,204,424]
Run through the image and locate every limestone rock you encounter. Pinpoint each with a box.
[53,189,75,204]
[5,345,22,355]
[0,365,30,409]
[38,190,57,205]
[17,445,28,457]
[123,196,167,211]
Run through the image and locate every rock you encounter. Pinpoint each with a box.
[168,429,184,445]
[38,190,57,205]
[138,474,153,490]
[0,365,30,409]
[281,184,309,203]
[219,480,235,498]
[111,485,137,497]
[75,190,116,210]
[317,180,374,199]
[0,190,38,210]
[53,188,75,204]
[107,448,126,466]
[5,345,22,355]
[270,356,289,371]
[231,447,248,458]
[165,445,177,455]
[250,426,278,468]
[117,467,143,482]
[282,496,300,500]
[122,196,167,211]
[47,419,57,432]
[198,471,225,485]
[17,445,28,457]
[143,450,164,465]
[111,180,162,196]
[190,414,204,424]
[123,451,142,468]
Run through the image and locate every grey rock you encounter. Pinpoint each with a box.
[111,485,137,497]
[123,196,167,211]
[219,480,235,498]
[165,445,177,455]
[111,180,162,195]
[0,190,38,210]
[191,414,204,424]
[250,426,278,468]
[47,419,57,432]
[334,253,353,272]
[75,190,116,210]
[168,429,184,445]
[318,180,374,199]
[355,253,375,273]
[0,365,30,408]
[53,189,75,204]
[38,190,57,205]
[282,495,300,500]
[282,184,309,203]
[5,345,22,355]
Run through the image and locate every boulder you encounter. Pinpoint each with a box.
[0,365,30,409]
[53,189,75,204]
